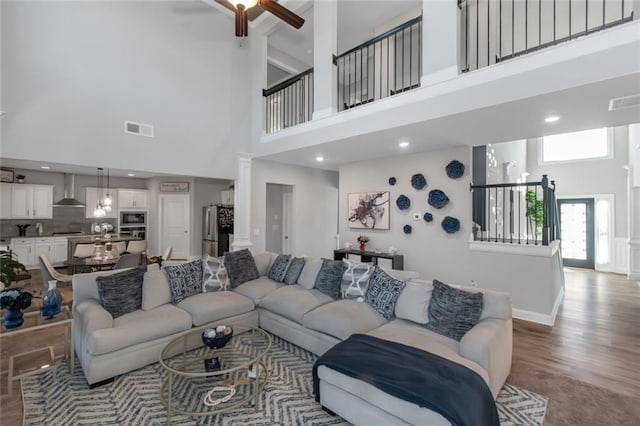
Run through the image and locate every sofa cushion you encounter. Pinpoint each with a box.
[381,268,420,282]
[164,259,203,304]
[233,277,284,304]
[268,254,291,282]
[96,266,146,319]
[297,257,323,289]
[203,256,228,292]
[142,266,171,310]
[314,259,347,300]
[224,249,260,288]
[365,267,406,320]
[425,280,484,341]
[284,257,306,285]
[394,280,432,324]
[259,284,333,324]
[87,304,192,356]
[253,252,277,276]
[177,291,255,327]
[303,300,387,341]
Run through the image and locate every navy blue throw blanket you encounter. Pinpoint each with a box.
[312,334,499,426]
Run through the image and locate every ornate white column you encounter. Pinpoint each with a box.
[312,0,338,119]
[420,0,460,87]
[232,153,253,251]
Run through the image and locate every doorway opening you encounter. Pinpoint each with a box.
[265,184,294,253]
[558,198,595,269]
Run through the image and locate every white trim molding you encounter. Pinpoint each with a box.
[513,285,565,326]
[469,239,560,258]
[613,237,629,274]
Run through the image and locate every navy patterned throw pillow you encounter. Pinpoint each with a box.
[96,266,146,319]
[365,267,406,320]
[164,259,203,304]
[268,254,292,282]
[314,259,347,300]
[284,257,306,285]
[224,249,260,288]
[425,280,484,341]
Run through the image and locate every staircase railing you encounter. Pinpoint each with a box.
[335,16,422,112]
[263,68,314,134]
[470,174,559,245]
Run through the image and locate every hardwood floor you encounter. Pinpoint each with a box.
[0,267,638,423]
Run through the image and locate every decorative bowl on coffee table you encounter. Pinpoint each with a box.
[201,326,234,349]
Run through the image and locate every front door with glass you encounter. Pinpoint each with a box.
[558,198,595,269]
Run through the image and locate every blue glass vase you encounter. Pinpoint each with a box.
[40,281,62,320]
[4,308,24,329]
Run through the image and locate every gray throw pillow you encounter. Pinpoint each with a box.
[224,249,260,288]
[164,259,203,304]
[96,266,146,319]
[314,259,347,300]
[425,280,484,341]
[268,254,291,282]
[364,267,406,320]
[284,257,305,285]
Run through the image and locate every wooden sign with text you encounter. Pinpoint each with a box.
[160,182,189,193]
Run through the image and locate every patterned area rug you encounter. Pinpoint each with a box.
[22,334,547,425]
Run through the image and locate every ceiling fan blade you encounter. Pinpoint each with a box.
[243,9,249,36]
[235,7,249,37]
[259,0,304,29]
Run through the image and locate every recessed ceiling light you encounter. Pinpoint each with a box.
[127,173,135,177]
[544,115,560,123]
[399,141,410,148]
[315,156,324,162]
[40,166,50,169]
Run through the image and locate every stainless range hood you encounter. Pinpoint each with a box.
[53,174,85,208]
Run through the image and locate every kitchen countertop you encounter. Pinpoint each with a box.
[0,232,86,240]
[66,234,141,243]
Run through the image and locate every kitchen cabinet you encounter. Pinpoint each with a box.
[0,183,11,219]
[221,190,234,205]
[11,238,35,269]
[34,237,54,262]
[85,187,118,218]
[53,237,68,266]
[10,184,53,219]
[118,189,148,209]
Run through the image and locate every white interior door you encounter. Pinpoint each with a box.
[160,194,190,260]
[282,192,293,254]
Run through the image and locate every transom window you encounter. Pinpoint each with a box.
[540,128,611,163]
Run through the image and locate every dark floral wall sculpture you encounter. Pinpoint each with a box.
[446,160,465,179]
[441,216,460,234]
[428,189,449,209]
[403,225,412,234]
[388,177,397,186]
[423,212,433,223]
[410,173,427,190]
[396,194,411,210]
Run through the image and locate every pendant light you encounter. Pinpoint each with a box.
[93,167,106,218]
[103,168,112,213]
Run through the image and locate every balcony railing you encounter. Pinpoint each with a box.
[459,0,634,72]
[263,68,314,134]
[470,175,559,245]
[335,16,422,112]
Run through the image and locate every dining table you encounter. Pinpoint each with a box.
[65,254,120,274]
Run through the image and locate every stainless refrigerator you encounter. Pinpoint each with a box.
[202,205,234,257]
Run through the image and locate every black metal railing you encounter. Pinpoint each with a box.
[335,16,422,112]
[263,68,314,134]
[470,174,559,245]
[459,0,634,72]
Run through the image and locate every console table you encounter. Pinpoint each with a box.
[333,249,404,270]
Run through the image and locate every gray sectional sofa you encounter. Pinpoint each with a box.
[72,251,512,424]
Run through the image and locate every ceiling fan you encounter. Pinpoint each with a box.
[216,0,305,37]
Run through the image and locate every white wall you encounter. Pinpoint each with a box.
[1,1,258,179]
[526,125,629,237]
[339,146,563,320]
[251,159,339,257]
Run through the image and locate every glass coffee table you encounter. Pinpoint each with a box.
[159,326,271,424]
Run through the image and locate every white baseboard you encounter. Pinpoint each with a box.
[512,286,565,326]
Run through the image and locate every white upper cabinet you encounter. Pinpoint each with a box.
[0,183,12,219]
[118,189,148,209]
[85,187,118,218]
[9,184,53,219]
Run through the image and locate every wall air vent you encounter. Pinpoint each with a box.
[124,120,154,137]
[608,94,640,111]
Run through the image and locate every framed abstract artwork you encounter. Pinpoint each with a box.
[348,191,390,230]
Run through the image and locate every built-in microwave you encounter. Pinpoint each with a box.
[120,211,147,226]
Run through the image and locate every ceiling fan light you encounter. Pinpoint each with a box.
[233,0,258,9]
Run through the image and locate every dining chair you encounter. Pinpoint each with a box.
[126,240,148,254]
[112,241,127,255]
[73,243,95,258]
[162,246,173,262]
[38,255,73,289]
[114,253,142,270]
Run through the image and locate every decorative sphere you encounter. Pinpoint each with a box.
[410,173,427,190]
[403,225,412,234]
[201,325,234,349]
[388,177,397,186]
[423,212,433,223]
[446,160,465,179]
[441,216,461,234]
[428,190,449,209]
[396,195,411,210]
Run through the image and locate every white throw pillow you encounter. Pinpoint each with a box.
[141,264,172,310]
[297,257,324,289]
[394,279,432,324]
[203,256,228,292]
[340,259,372,299]
[252,252,278,276]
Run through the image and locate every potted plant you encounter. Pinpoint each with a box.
[525,190,544,239]
[0,250,28,290]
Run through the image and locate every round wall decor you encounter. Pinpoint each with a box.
[410,173,427,190]
[388,176,397,186]
[396,194,411,210]
[428,190,449,209]
[441,216,460,234]
[446,160,465,179]
[423,212,433,223]
[403,224,412,234]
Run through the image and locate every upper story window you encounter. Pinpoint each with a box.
[540,128,612,164]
